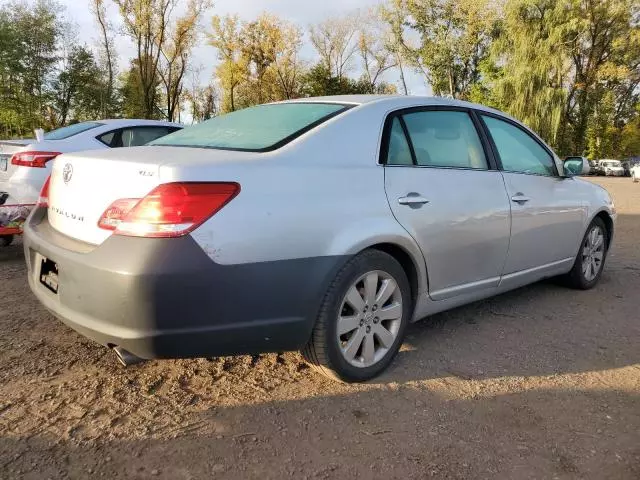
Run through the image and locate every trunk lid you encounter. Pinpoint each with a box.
[48,148,164,245]
[0,140,31,182]
[46,145,262,245]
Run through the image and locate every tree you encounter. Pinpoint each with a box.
[562,0,639,154]
[484,0,640,154]
[489,0,569,146]
[619,108,640,158]
[113,0,170,118]
[50,45,103,126]
[358,9,397,93]
[186,84,218,122]
[0,0,62,135]
[158,0,208,121]
[119,59,160,118]
[268,16,304,100]
[300,63,395,97]
[209,13,304,112]
[309,13,360,81]
[208,15,248,112]
[385,0,499,99]
[91,0,118,117]
[380,3,409,94]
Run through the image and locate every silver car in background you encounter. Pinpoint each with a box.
[599,159,625,176]
[23,95,616,382]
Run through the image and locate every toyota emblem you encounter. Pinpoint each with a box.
[62,163,73,184]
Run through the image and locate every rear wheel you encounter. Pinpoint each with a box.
[0,235,13,247]
[302,250,412,382]
[564,217,608,289]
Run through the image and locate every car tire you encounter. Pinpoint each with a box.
[563,217,608,290]
[0,235,13,247]
[302,249,412,382]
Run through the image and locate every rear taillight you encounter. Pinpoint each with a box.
[11,151,60,168]
[98,182,240,238]
[37,176,51,208]
[97,198,140,231]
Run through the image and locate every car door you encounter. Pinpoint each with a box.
[479,113,586,282]
[383,107,512,300]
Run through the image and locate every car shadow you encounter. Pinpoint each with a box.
[0,239,23,263]
[1,385,638,478]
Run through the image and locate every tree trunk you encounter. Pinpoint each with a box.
[397,53,408,95]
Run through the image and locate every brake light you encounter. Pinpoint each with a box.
[98,182,240,238]
[11,151,60,168]
[97,198,140,230]
[37,176,51,208]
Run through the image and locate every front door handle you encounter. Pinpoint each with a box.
[511,193,530,204]
[398,194,430,206]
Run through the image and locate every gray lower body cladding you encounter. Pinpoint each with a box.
[23,211,346,359]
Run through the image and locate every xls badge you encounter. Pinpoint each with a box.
[62,163,73,184]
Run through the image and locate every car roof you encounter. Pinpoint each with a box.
[280,94,511,119]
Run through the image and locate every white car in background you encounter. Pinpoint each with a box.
[599,159,624,176]
[0,119,182,244]
[631,162,640,182]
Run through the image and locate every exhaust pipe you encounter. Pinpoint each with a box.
[112,346,144,367]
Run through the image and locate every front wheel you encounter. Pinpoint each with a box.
[563,218,608,289]
[302,250,412,382]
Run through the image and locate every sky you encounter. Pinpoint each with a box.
[59,0,430,108]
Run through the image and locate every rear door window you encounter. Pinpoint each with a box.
[400,110,488,169]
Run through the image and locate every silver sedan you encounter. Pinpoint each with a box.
[23,95,616,382]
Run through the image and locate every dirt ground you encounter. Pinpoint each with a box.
[1,177,639,479]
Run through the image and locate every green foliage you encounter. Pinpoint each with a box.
[300,64,393,97]
[0,0,62,136]
[491,0,569,147]
[50,46,105,126]
[119,60,162,119]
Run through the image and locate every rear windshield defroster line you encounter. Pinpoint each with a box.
[149,102,353,152]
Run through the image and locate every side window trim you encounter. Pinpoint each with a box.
[476,111,559,177]
[379,105,498,170]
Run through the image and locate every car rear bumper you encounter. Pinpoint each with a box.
[23,209,345,359]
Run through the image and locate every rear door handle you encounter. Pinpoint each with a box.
[511,194,530,204]
[398,195,430,206]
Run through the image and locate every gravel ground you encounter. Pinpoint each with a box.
[1,177,639,479]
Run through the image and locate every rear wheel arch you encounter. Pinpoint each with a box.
[367,242,420,310]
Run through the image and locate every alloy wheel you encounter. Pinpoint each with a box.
[582,225,605,281]
[336,270,403,368]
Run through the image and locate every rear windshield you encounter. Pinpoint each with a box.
[601,160,621,167]
[44,122,103,140]
[149,103,349,151]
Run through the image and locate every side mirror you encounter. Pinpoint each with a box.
[564,158,588,177]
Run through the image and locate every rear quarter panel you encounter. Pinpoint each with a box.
[179,103,427,286]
